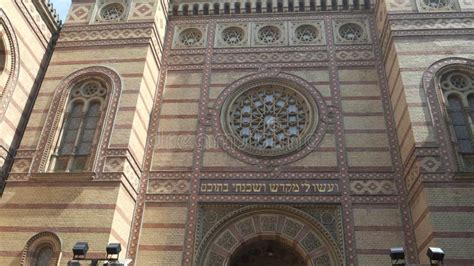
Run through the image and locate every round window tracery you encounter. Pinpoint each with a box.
[338,23,363,41]
[295,25,319,43]
[422,0,449,8]
[257,26,281,44]
[222,27,244,45]
[222,83,318,157]
[440,71,473,91]
[100,3,125,21]
[72,81,107,98]
[179,28,202,46]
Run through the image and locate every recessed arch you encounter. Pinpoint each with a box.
[20,231,62,266]
[31,66,122,174]
[422,57,474,172]
[196,205,344,266]
[0,9,20,119]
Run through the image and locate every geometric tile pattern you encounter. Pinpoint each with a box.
[147,179,191,194]
[350,180,397,195]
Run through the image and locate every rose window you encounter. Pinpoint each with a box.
[440,71,473,91]
[179,28,202,47]
[295,25,319,43]
[222,84,318,157]
[72,81,107,98]
[257,26,281,44]
[222,27,244,45]
[100,3,125,21]
[339,23,363,41]
[423,0,449,8]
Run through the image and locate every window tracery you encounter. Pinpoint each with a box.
[440,69,474,170]
[100,3,125,21]
[0,39,5,74]
[222,27,244,45]
[338,23,363,41]
[50,79,107,172]
[295,25,319,43]
[222,83,317,157]
[179,28,202,46]
[257,26,281,44]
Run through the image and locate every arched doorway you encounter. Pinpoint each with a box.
[230,239,307,266]
[196,205,343,266]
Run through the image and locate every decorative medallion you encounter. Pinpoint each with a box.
[173,25,207,49]
[333,19,370,44]
[215,23,250,48]
[289,20,326,45]
[100,3,125,21]
[212,70,331,166]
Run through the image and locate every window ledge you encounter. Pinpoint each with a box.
[30,172,95,181]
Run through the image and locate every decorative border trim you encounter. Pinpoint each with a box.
[30,66,122,176]
[20,231,62,266]
[211,69,331,166]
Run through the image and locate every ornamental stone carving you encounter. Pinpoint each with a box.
[289,20,326,46]
[173,24,208,49]
[333,19,370,44]
[252,22,287,47]
[215,23,250,48]
[416,0,459,12]
[212,70,331,166]
[93,0,130,23]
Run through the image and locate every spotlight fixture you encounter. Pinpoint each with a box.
[72,242,89,258]
[427,247,445,265]
[106,243,122,260]
[389,247,405,265]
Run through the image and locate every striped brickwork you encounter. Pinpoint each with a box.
[377,0,474,264]
[0,0,59,182]
[0,0,167,264]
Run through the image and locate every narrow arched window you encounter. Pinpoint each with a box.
[193,4,199,15]
[21,232,61,266]
[224,3,230,14]
[0,39,5,74]
[245,2,252,13]
[277,0,283,12]
[256,1,262,12]
[214,3,220,14]
[299,0,305,11]
[288,0,294,11]
[182,4,189,15]
[203,4,209,15]
[266,0,272,12]
[332,0,338,10]
[321,0,327,10]
[51,79,107,172]
[235,2,241,13]
[440,69,474,170]
[172,5,179,16]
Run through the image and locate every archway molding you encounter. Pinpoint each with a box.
[20,231,62,266]
[195,205,344,266]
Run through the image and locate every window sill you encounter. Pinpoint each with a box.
[30,172,95,181]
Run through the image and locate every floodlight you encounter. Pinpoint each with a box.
[106,243,121,260]
[390,247,405,260]
[427,247,445,263]
[72,242,89,258]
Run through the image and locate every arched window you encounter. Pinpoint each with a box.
[256,1,262,12]
[214,3,220,14]
[203,4,209,15]
[182,4,189,15]
[440,69,474,170]
[288,0,294,11]
[192,4,199,15]
[50,79,107,172]
[224,2,230,14]
[172,5,179,16]
[277,0,284,12]
[266,0,273,12]
[245,2,252,13]
[21,232,61,266]
[235,2,241,14]
[310,0,316,10]
[0,38,5,74]
[299,0,305,11]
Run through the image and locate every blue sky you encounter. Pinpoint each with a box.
[51,0,71,22]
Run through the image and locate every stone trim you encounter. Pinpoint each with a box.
[20,231,62,266]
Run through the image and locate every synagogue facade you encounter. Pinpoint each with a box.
[0,0,473,265]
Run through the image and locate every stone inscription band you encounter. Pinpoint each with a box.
[199,180,340,194]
